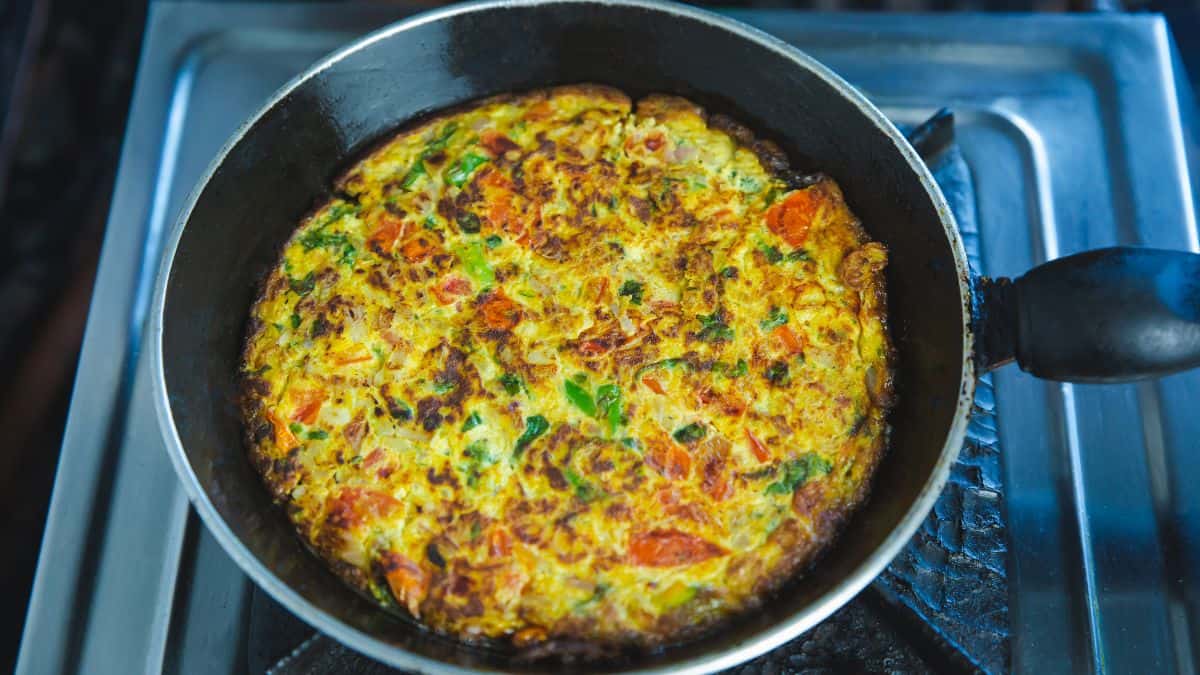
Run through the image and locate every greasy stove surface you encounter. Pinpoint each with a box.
[17,4,1200,675]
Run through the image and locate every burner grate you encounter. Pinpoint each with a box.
[253,123,1011,675]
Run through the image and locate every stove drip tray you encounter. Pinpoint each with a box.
[250,125,1010,675]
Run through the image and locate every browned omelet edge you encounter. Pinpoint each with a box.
[236,83,895,659]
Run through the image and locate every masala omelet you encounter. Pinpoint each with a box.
[239,85,893,652]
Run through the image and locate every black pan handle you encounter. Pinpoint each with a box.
[975,247,1200,382]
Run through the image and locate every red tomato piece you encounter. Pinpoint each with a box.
[766,189,819,247]
[289,388,326,424]
[628,529,727,567]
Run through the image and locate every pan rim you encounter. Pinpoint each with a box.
[148,0,976,672]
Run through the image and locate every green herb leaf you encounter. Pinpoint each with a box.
[499,373,523,395]
[759,244,784,264]
[565,467,601,502]
[461,411,483,432]
[485,234,503,248]
[634,357,692,378]
[288,271,315,296]
[731,359,749,378]
[760,307,788,330]
[423,215,440,230]
[433,379,456,394]
[618,280,644,305]
[621,437,640,451]
[765,360,789,386]
[738,176,763,193]
[306,429,329,440]
[514,415,550,458]
[401,159,427,189]
[596,384,622,435]
[456,212,482,234]
[288,422,303,434]
[427,122,459,153]
[446,153,488,187]
[696,310,734,343]
[672,422,707,444]
[786,249,810,262]
[290,313,301,329]
[564,378,597,416]
[720,266,738,279]
[309,316,328,338]
[765,453,832,495]
[456,240,494,287]
[464,440,493,487]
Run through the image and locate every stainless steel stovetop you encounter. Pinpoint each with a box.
[15,4,1200,674]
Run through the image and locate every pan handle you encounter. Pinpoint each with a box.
[974,247,1200,382]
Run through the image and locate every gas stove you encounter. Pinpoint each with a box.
[16,5,1200,674]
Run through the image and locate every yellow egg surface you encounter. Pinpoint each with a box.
[239,85,893,653]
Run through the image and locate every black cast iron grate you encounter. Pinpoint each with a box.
[249,115,1010,675]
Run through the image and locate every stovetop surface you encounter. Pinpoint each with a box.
[16,4,1200,675]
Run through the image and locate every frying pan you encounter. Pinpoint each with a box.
[148,0,1200,672]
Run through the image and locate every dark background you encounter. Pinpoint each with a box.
[0,0,1195,671]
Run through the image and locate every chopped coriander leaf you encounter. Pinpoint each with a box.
[513,415,550,458]
[423,215,440,230]
[759,243,784,264]
[738,176,763,193]
[456,212,482,234]
[445,153,488,187]
[461,411,483,431]
[433,379,456,394]
[455,241,494,287]
[731,359,749,378]
[288,271,315,296]
[720,266,738,279]
[298,229,349,253]
[469,521,482,540]
[386,399,412,421]
[309,316,328,338]
[463,440,492,487]
[499,372,523,395]
[609,195,619,209]
[290,313,301,329]
[621,437,640,451]
[618,280,644,305]
[787,248,810,262]
[288,422,302,434]
[427,122,458,152]
[696,309,734,343]
[485,234,503,248]
[401,159,426,189]
[764,187,783,205]
[765,453,832,495]
[634,357,693,378]
[673,422,707,444]
[596,384,622,435]
[564,378,597,416]
[565,467,601,502]
[765,360,789,386]
[760,307,788,329]
[306,429,329,440]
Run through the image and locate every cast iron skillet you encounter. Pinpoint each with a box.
[149,0,1200,672]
